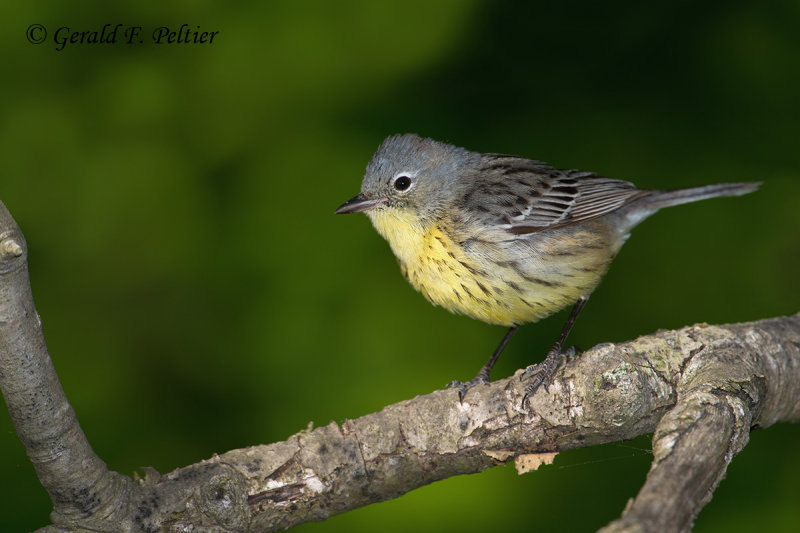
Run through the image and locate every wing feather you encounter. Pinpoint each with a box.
[466,156,650,235]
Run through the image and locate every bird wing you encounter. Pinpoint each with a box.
[465,155,650,235]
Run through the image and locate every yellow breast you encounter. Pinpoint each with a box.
[366,207,613,327]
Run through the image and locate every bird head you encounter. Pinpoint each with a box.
[335,134,476,227]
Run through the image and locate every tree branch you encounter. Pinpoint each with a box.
[0,202,134,530]
[1,199,798,532]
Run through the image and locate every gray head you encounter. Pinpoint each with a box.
[335,134,477,223]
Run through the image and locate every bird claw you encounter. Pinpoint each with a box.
[562,345,581,358]
[519,348,567,408]
[446,375,490,403]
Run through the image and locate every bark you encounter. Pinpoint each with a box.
[1,200,798,532]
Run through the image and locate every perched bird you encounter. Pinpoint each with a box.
[336,134,759,402]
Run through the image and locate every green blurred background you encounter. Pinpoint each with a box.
[1,1,798,531]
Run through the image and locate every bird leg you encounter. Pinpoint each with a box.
[447,325,519,402]
[521,295,589,406]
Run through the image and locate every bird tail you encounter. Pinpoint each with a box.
[617,181,760,234]
[638,182,761,211]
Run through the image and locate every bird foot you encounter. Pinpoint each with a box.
[520,347,572,408]
[447,372,490,403]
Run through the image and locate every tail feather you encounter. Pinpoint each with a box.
[617,181,760,233]
[640,182,761,211]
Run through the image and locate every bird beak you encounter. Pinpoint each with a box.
[335,193,388,214]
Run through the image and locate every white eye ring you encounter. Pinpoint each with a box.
[391,172,415,192]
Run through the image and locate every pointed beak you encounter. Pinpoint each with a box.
[335,193,388,214]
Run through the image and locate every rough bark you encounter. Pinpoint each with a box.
[1,199,798,532]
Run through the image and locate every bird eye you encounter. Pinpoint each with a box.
[393,175,412,191]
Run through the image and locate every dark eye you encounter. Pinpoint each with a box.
[394,175,412,191]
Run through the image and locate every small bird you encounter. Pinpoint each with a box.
[336,134,759,402]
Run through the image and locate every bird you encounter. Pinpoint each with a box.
[335,133,759,402]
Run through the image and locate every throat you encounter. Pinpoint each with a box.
[367,208,431,268]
